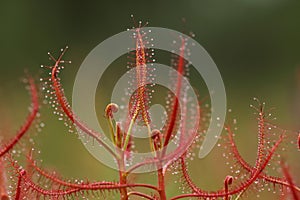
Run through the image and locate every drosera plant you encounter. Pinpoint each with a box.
[0,25,299,200]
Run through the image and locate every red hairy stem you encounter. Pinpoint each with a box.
[26,155,115,188]
[170,134,284,199]
[12,157,158,197]
[254,105,266,171]
[175,96,204,194]
[123,28,152,151]
[161,96,200,173]
[119,30,152,196]
[281,162,300,200]
[155,40,193,198]
[11,153,158,197]
[26,154,158,196]
[154,39,190,200]
[50,48,117,158]
[131,28,151,125]
[0,158,9,200]
[226,125,300,192]
[21,173,157,197]
[15,170,25,200]
[162,38,185,152]
[0,77,39,157]
[179,156,204,194]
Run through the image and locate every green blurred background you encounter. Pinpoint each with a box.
[0,0,299,199]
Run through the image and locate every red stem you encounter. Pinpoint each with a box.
[254,108,266,171]
[170,134,284,199]
[157,167,167,200]
[162,38,185,153]
[50,48,117,158]
[179,156,204,194]
[15,170,25,200]
[226,125,300,192]
[0,77,38,157]
[26,155,115,188]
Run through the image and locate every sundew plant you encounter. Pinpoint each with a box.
[0,23,299,200]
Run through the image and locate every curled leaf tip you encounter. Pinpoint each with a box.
[105,103,119,118]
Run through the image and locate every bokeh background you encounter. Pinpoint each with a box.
[0,0,299,199]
